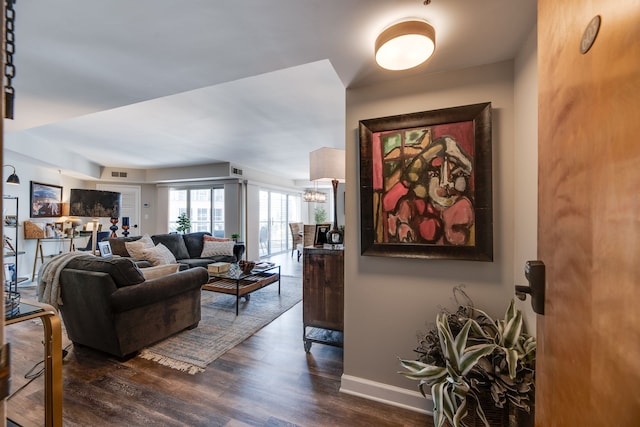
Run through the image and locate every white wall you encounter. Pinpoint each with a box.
[224,182,242,239]
[4,134,102,179]
[341,57,538,412]
[245,183,261,260]
[155,186,170,234]
[2,154,86,280]
[139,184,158,235]
[513,25,539,333]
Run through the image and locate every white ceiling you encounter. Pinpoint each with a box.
[4,0,537,183]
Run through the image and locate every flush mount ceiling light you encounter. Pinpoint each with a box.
[375,20,436,71]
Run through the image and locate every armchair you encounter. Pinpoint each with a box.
[297,224,318,261]
[289,222,303,257]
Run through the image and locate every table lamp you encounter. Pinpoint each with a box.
[69,218,83,237]
[69,189,121,254]
[310,147,346,245]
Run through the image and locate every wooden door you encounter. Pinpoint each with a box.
[537,0,640,425]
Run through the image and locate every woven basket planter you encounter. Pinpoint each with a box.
[443,394,510,427]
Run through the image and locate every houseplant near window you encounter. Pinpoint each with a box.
[399,289,535,427]
[314,206,327,224]
[176,212,191,234]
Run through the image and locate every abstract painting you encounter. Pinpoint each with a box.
[359,102,493,261]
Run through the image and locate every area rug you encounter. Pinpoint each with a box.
[137,275,301,374]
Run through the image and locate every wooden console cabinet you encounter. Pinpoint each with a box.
[302,247,344,351]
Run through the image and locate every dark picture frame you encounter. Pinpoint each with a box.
[30,181,64,218]
[358,102,493,261]
[313,223,331,246]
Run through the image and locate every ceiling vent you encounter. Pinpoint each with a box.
[232,167,243,176]
[111,171,128,178]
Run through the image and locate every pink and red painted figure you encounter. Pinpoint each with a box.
[372,121,475,246]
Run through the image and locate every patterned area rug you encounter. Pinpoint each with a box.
[137,275,301,374]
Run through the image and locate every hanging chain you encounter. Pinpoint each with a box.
[4,0,16,119]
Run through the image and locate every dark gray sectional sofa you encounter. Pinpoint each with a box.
[107,231,245,269]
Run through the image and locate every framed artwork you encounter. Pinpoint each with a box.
[314,223,331,246]
[30,181,63,218]
[98,241,113,258]
[358,102,493,261]
[4,215,17,226]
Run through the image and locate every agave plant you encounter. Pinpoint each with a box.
[399,297,536,427]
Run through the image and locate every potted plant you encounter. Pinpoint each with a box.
[399,290,536,427]
[230,233,240,242]
[314,206,327,224]
[176,212,191,234]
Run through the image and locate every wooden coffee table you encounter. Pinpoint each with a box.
[203,264,281,315]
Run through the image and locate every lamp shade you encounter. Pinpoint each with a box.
[69,189,121,218]
[309,147,345,182]
[3,164,20,185]
[375,20,436,71]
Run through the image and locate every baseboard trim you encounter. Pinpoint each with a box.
[339,374,433,415]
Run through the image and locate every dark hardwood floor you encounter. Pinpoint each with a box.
[6,253,431,426]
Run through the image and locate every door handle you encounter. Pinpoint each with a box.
[515,260,545,315]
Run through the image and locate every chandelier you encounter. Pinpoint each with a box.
[303,189,326,203]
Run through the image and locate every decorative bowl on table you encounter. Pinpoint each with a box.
[238,260,255,274]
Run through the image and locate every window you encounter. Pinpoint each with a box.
[169,190,188,232]
[258,189,302,257]
[169,187,225,236]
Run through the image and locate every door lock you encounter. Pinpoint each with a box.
[515,260,545,315]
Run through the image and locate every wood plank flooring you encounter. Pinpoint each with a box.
[5,254,431,427]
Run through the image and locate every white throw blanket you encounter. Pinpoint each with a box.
[37,252,95,309]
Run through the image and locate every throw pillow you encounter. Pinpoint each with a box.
[108,237,135,257]
[125,234,154,260]
[142,243,177,266]
[141,263,180,280]
[151,233,190,260]
[201,240,235,257]
[203,235,230,242]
